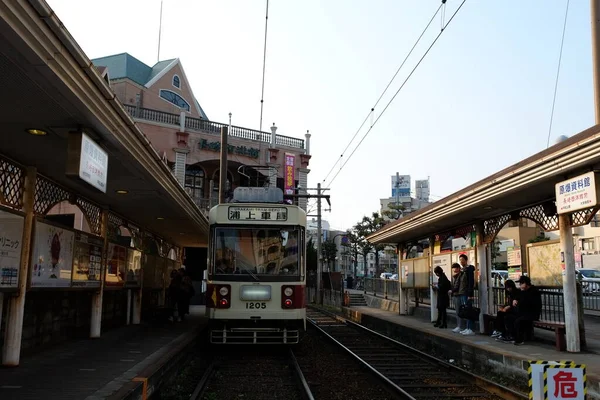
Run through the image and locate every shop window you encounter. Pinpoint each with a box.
[159,89,190,111]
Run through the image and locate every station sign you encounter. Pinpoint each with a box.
[227,206,288,222]
[67,132,109,193]
[555,171,599,214]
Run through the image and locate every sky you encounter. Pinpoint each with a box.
[46,0,595,231]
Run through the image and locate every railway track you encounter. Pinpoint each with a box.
[189,347,314,400]
[307,307,527,400]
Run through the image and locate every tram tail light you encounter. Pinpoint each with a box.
[206,284,231,309]
[281,285,304,309]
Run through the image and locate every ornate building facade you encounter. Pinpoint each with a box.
[92,53,311,212]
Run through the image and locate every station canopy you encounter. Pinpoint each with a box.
[369,124,600,245]
[0,1,208,246]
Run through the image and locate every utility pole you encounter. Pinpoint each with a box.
[592,0,600,122]
[286,186,330,304]
[219,126,228,204]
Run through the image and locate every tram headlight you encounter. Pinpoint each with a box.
[284,287,293,297]
[219,286,229,296]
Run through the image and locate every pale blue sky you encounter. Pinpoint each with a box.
[47,0,594,230]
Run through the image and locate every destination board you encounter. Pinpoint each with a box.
[228,206,288,222]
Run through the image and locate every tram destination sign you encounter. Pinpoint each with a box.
[228,206,288,222]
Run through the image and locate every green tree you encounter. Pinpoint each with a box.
[306,237,318,272]
[321,239,338,271]
[342,229,360,278]
[382,202,405,220]
[529,234,551,243]
[355,212,387,277]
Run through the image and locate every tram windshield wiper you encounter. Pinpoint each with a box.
[245,269,259,281]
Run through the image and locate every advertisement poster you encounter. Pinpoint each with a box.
[0,211,24,289]
[106,243,127,286]
[124,248,141,287]
[432,254,452,284]
[31,221,74,288]
[71,232,102,287]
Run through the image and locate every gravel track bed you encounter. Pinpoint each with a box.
[295,328,399,400]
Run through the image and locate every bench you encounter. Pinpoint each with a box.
[486,314,566,351]
[533,321,566,352]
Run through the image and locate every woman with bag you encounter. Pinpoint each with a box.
[433,266,451,328]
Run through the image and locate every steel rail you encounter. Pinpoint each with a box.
[308,306,527,400]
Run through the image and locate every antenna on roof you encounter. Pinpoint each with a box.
[157,0,164,63]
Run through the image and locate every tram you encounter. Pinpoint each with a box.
[204,187,306,344]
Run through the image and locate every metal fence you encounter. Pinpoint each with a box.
[491,286,566,323]
[305,287,343,309]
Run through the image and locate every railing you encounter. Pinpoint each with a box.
[364,278,399,300]
[305,287,343,310]
[491,286,566,323]
[123,104,305,149]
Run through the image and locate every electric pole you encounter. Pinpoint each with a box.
[286,185,330,304]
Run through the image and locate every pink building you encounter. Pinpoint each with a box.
[92,53,311,212]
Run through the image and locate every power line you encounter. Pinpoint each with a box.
[321,2,444,184]
[259,0,269,132]
[327,0,467,187]
[546,0,570,148]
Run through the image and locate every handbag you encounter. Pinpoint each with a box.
[458,304,480,321]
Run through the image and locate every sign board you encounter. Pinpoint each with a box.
[284,153,295,196]
[432,254,451,284]
[555,171,599,214]
[529,361,575,400]
[543,364,586,400]
[508,267,521,281]
[507,246,522,267]
[30,221,74,288]
[67,132,109,193]
[228,206,288,222]
[0,211,24,289]
[71,232,103,287]
[391,174,411,197]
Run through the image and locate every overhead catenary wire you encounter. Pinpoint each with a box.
[321,2,444,184]
[259,0,269,133]
[546,0,570,148]
[326,0,467,188]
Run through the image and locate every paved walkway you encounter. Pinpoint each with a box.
[0,306,206,400]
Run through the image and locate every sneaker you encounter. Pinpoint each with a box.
[513,341,525,346]
[452,327,462,333]
[496,336,513,343]
[461,329,475,336]
[491,330,502,338]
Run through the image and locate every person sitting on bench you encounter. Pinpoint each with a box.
[498,275,542,345]
[490,279,519,338]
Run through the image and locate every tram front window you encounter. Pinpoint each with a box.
[213,228,300,276]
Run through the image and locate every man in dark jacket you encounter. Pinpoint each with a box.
[458,254,476,335]
[499,275,542,345]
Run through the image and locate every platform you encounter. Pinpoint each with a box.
[340,298,600,399]
[0,306,207,400]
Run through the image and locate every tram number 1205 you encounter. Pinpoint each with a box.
[246,302,267,309]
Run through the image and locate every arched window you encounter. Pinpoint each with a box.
[172,75,180,89]
[185,166,204,199]
[159,89,190,111]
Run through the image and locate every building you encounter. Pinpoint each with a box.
[91,53,311,212]
[381,174,432,221]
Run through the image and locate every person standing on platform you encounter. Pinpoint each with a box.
[450,263,467,333]
[458,254,475,335]
[433,266,451,328]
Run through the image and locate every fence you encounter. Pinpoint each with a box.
[305,286,343,309]
[491,286,567,323]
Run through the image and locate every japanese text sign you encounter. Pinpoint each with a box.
[67,132,108,193]
[544,364,586,400]
[555,171,598,214]
[0,211,24,289]
[529,361,576,400]
[284,153,295,195]
[227,206,288,222]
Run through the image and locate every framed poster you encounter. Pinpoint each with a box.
[31,221,74,288]
[105,243,127,286]
[71,232,103,287]
[0,210,24,289]
[124,248,142,288]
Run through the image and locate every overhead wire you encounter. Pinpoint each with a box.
[326,0,467,187]
[321,2,445,184]
[545,0,570,148]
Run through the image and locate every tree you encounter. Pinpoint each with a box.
[354,211,387,277]
[321,239,338,271]
[306,237,318,272]
[490,239,503,269]
[382,202,405,220]
[343,229,360,278]
[529,234,551,243]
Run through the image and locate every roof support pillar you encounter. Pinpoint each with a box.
[559,213,581,352]
[398,243,408,315]
[2,167,36,366]
[90,209,109,338]
[428,236,437,324]
[475,222,490,334]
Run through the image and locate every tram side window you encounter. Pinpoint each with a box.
[214,228,300,275]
